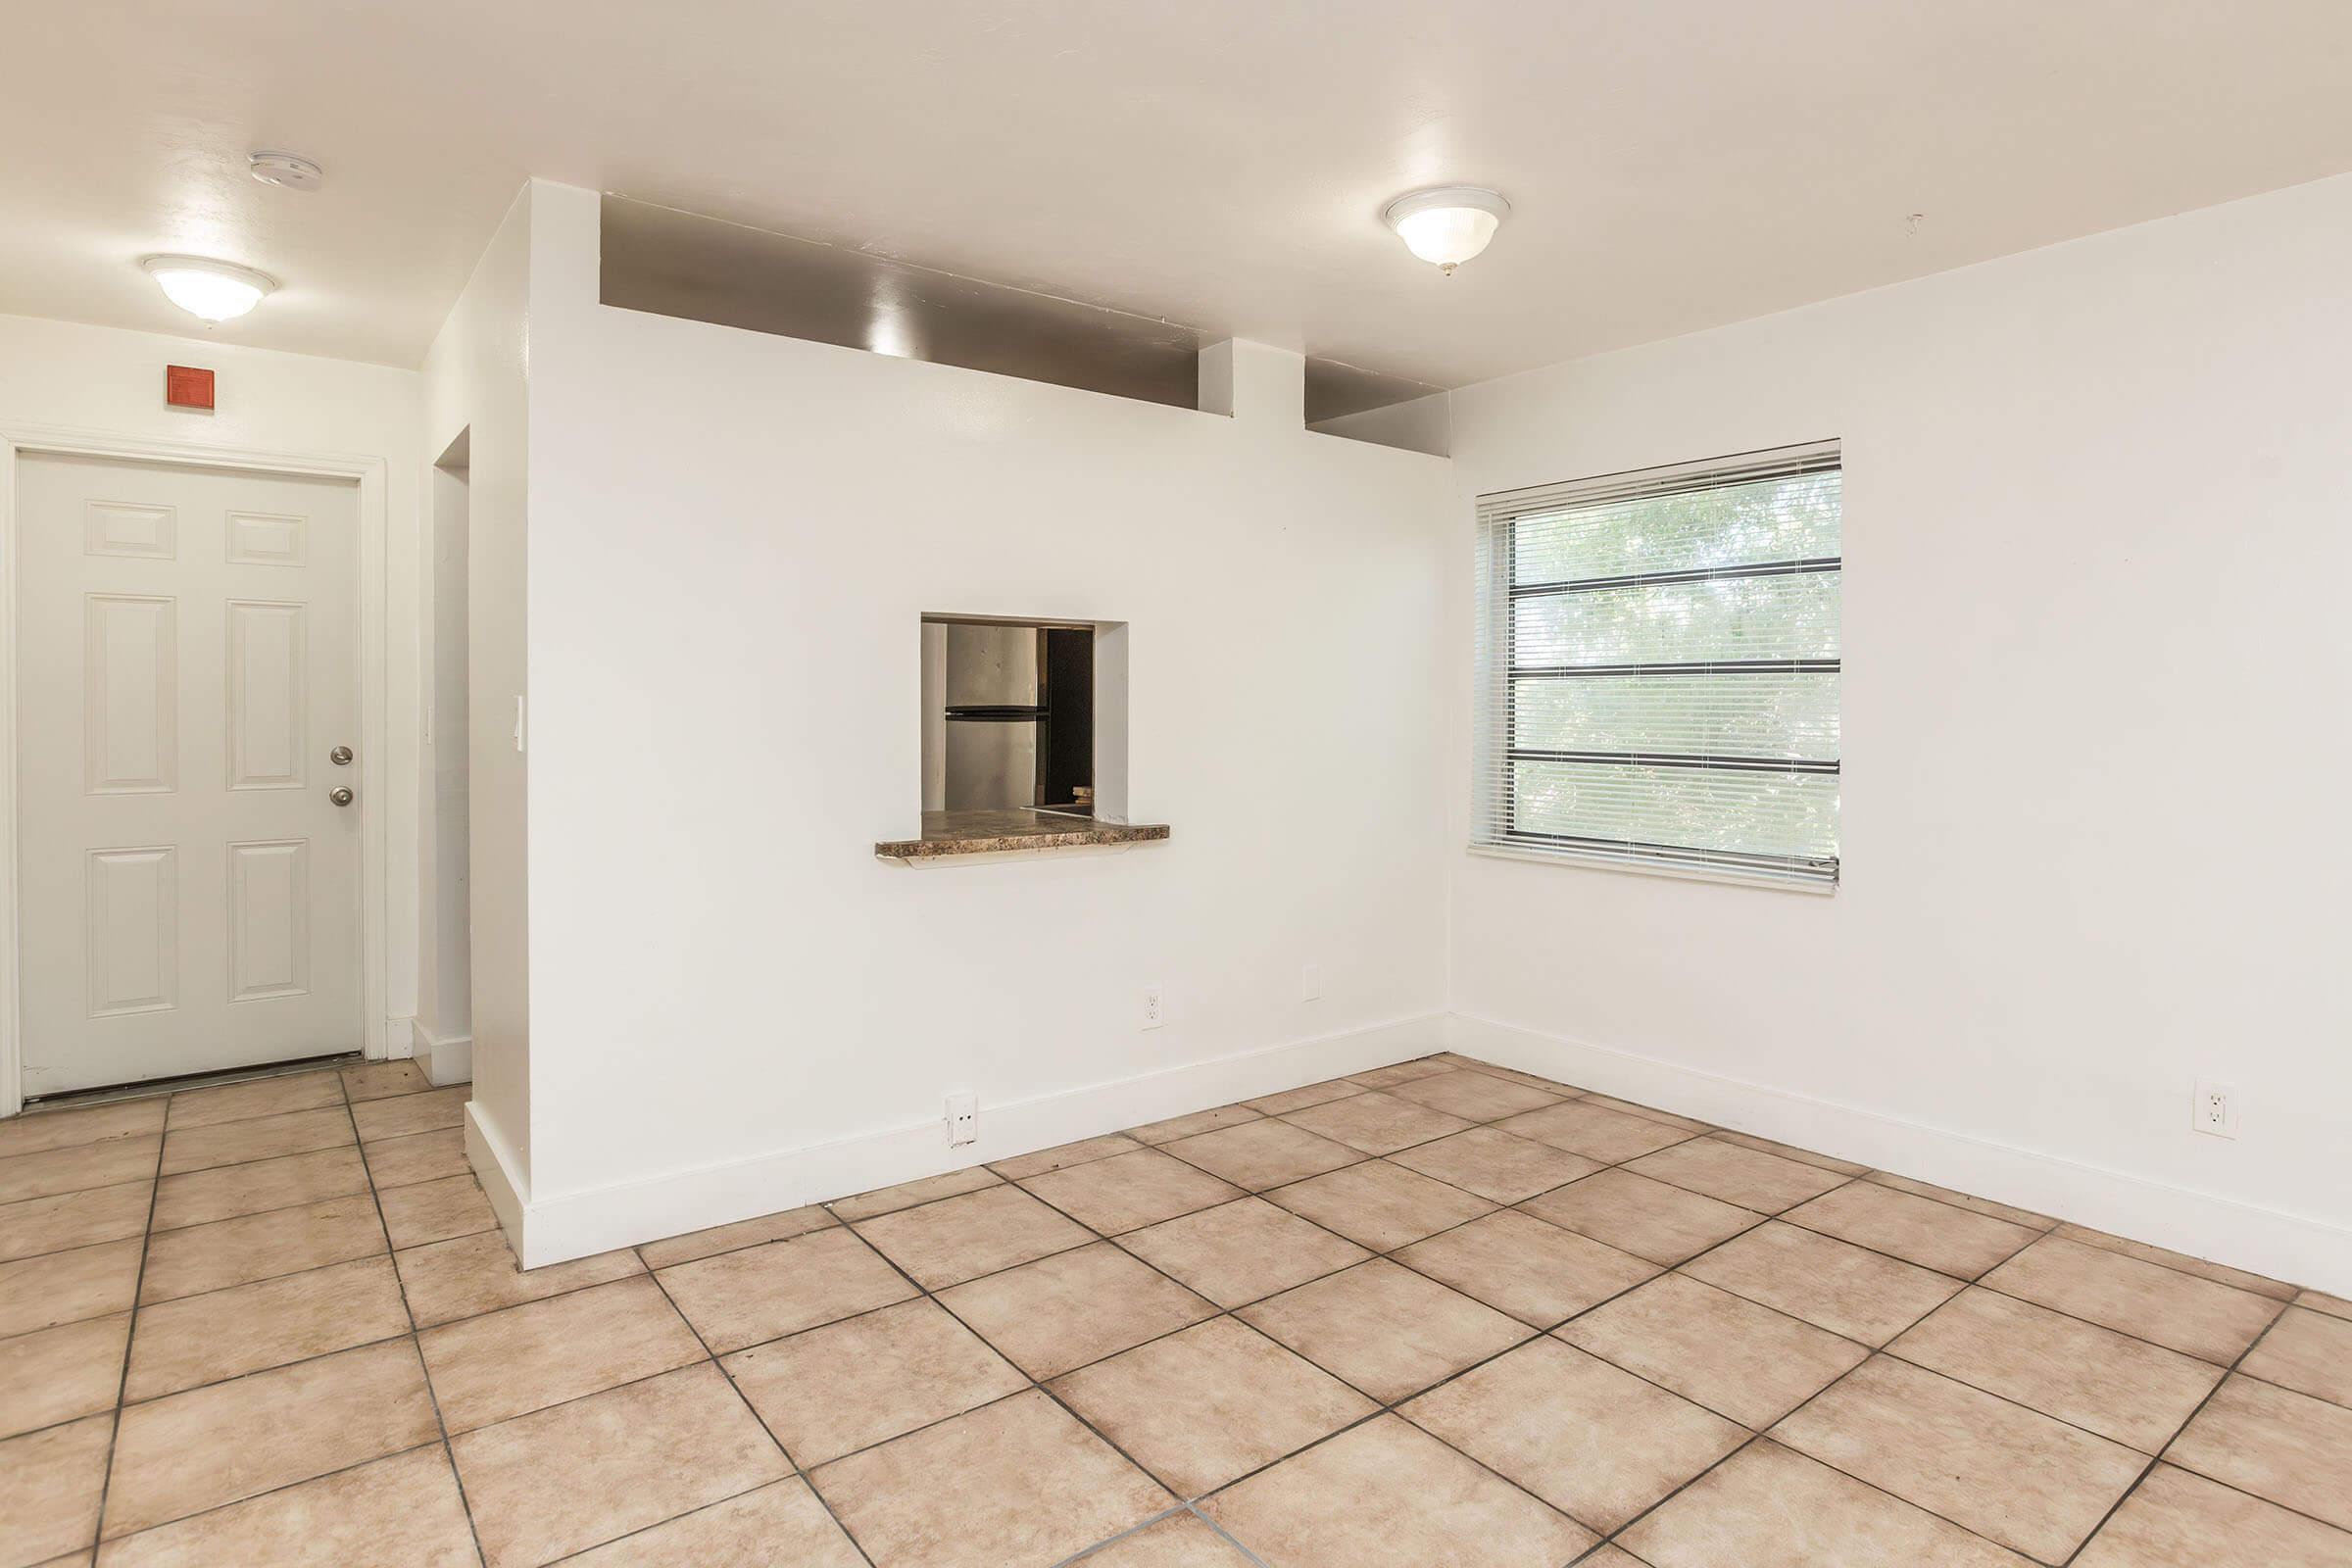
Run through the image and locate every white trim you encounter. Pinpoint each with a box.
[465,1098,528,1242]
[1444,1011,2352,1298]
[1464,843,1837,896]
[497,1011,1450,1268]
[411,1017,473,1087]
[0,422,393,1115]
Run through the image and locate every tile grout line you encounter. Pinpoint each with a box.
[79,1096,168,1555]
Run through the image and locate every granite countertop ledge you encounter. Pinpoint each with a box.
[876,808,1171,861]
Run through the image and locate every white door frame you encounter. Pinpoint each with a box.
[0,423,391,1115]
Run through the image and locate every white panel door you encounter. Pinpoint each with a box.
[17,453,361,1095]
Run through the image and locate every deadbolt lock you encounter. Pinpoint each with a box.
[329,787,354,807]
[329,745,354,765]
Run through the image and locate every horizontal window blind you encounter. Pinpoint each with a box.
[1473,440,1842,889]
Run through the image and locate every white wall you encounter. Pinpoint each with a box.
[497,182,1453,1255]
[1445,173,2352,1290]
[419,188,534,1194]
[0,311,424,1063]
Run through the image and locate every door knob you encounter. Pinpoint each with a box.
[329,787,354,807]
[329,745,353,765]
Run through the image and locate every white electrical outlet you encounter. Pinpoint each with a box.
[1301,963,1322,1002]
[1141,985,1163,1030]
[2191,1080,2239,1139]
[945,1092,978,1147]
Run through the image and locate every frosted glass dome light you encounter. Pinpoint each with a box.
[1383,187,1511,274]
[141,256,276,321]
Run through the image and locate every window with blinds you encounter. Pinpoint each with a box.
[1472,440,1842,890]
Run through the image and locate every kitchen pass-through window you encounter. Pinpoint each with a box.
[1471,440,1842,890]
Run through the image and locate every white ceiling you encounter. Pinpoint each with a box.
[7,1,2350,387]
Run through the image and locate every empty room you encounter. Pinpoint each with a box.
[1,3,2347,1565]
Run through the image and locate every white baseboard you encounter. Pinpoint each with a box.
[503,1011,1450,1269]
[1446,1012,2352,1298]
[409,1020,473,1087]
[465,1099,529,1244]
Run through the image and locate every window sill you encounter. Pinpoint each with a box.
[1465,842,1836,896]
[877,808,1171,865]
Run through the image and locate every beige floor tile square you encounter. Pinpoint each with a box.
[989,1133,1144,1181]
[1558,1273,1868,1429]
[2052,1222,2298,1300]
[1278,1092,1472,1156]
[1772,1355,2144,1561]
[137,1194,385,1303]
[1622,1440,2031,1568]
[1887,1287,2223,1451]
[1128,1105,1263,1145]
[0,1098,162,1160]
[377,1173,498,1250]
[1519,1168,1761,1265]
[1395,1209,1657,1326]
[1403,1339,1744,1533]
[103,1339,440,1539]
[123,1255,411,1401]
[149,1147,369,1233]
[0,1182,152,1263]
[828,1165,1001,1222]
[1981,1234,2283,1364]
[1384,1068,1564,1122]
[0,1240,142,1339]
[0,1137,161,1204]
[158,1108,353,1176]
[0,1314,127,1440]
[1784,1179,2038,1278]
[94,1446,477,1568]
[1863,1172,2054,1231]
[1576,1549,1651,1568]
[1345,1059,1451,1089]
[1494,1100,1696,1163]
[2074,1462,2352,1568]
[1200,1414,1596,1568]
[394,1228,644,1328]
[1682,1222,1961,1345]
[359,1128,467,1190]
[1157,1119,1362,1191]
[349,1086,467,1144]
[2166,1374,2352,1530]
[2298,1288,2352,1321]
[1116,1198,1370,1308]
[560,1477,867,1568]
[937,1241,1216,1378]
[165,1074,342,1131]
[1264,1160,1493,1251]
[853,1184,1093,1289]
[655,1225,916,1352]
[1239,1259,1530,1402]
[811,1389,1172,1568]
[635,1202,834,1269]
[1072,1511,1255,1565]
[1580,1094,1712,1132]
[1242,1079,1365,1116]
[1710,1129,1869,1175]
[0,1413,112,1568]
[418,1274,706,1431]
[450,1362,787,1568]
[2242,1305,2352,1407]
[1019,1148,1243,1235]
[724,1298,1025,1465]
[1622,1137,1850,1214]
[1050,1317,1376,1497]
[1385,1126,1599,1204]
[339,1061,433,1103]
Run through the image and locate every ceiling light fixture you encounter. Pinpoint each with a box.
[141,256,276,321]
[1383,186,1511,275]
[248,152,323,190]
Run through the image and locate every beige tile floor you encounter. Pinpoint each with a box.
[1,1053,2347,1567]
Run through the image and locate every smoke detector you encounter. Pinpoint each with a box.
[249,152,323,191]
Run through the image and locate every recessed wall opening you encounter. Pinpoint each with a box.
[920,615,1110,815]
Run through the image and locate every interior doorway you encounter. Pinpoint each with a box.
[416,434,472,1081]
[12,450,365,1097]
